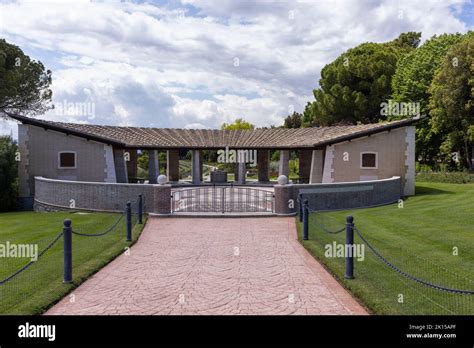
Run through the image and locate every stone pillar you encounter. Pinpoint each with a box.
[234,163,239,182]
[192,149,201,184]
[125,149,137,181]
[309,149,324,184]
[237,161,246,184]
[299,149,312,183]
[200,151,204,182]
[279,150,290,178]
[113,148,129,183]
[148,150,159,184]
[153,184,171,215]
[167,149,180,182]
[257,150,269,182]
[274,183,296,215]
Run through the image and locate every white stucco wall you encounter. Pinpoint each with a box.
[18,124,116,199]
[404,126,416,196]
[319,127,415,195]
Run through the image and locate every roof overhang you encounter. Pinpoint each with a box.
[5,112,422,150]
[315,117,421,147]
[6,113,126,147]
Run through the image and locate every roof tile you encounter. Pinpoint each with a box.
[8,114,418,149]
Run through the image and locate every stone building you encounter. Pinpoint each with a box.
[8,114,418,210]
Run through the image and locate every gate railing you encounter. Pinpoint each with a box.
[171,186,274,213]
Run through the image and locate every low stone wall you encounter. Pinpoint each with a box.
[34,177,171,214]
[274,176,402,214]
[34,176,402,216]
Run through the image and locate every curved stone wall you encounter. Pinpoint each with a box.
[274,176,402,215]
[35,176,402,216]
[34,177,170,214]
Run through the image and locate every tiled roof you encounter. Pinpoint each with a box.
[8,114,419,149]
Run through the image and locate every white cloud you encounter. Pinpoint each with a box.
[0,0,471,136]
[0,119,17,139]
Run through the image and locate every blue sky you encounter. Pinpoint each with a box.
[0,0,473,136]
[452,1,474,24]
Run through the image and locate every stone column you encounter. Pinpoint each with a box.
[279,150,290,178]
[299,149,312,183]
[148,150,159,184]
[200,151,204,182]
[257,150,269,182]
[234,163,239,182]
[274,183,296,215]
[192,149,201,184]
[125,149,137,181]
[237,161,246,184]
[113,148,129,183]
[152,184,171,215]
[309,149,324,184]
[167,149,180,182]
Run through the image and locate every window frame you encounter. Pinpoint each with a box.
[58,151,77,169]
[360,151,378,170]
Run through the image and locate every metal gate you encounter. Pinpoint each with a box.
[171,186,274,213]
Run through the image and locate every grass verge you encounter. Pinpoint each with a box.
[0,211,146,314]
[297,182,474,315]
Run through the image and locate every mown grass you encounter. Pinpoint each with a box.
[0,211,146,314]
[297,182,474,315]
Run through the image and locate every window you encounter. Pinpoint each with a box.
[58,152,76,169]
[361,152,377,169]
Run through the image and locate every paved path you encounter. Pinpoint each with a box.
[47,217,367,315]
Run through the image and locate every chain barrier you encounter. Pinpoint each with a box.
[0,231,64,285]
[310,209,346,234]
[354,227,474,295]
[71,213,124,237]
[320,225,345,234]
[301,201,474,295]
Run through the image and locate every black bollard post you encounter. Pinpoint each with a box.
[138,194,143,225]
[63,219,72,283]
[126,202,132,242]
[345,215,355,279]
[303,199,309,240]
[299,193,303,222]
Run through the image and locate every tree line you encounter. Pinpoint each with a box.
[284,32,473,171]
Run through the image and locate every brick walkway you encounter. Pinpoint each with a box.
[46,217,367,315]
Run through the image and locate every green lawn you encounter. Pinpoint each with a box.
[297,182,474,315]
[0,211,146,314]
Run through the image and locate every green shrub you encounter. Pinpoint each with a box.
[415,162,430,173]
[0,136,18,211]
[416,171,474,184]
[269,161,279,177]
[270,150,280,162]
[289,159,299,177]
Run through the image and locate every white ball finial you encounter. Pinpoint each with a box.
[157,175,167,185]
[277,175,288,185]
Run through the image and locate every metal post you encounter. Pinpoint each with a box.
[303,199,309,240]
[63,219,72,283]
[138,194,143,224]
[345,215,355,279]
[221,187,225,214]
[299,193,303,222]
[126,202,132,242]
